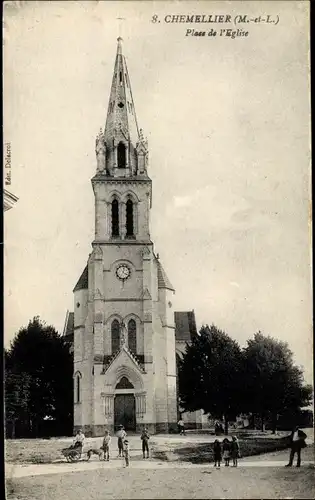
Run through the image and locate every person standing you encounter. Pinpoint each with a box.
[141,428,150,459]
[215,421,224,436]
[102,430,111,461]
[213,439,222,468]
[123,439,130,467]
[116,425,127,457]
[222,438,231,467]
[178,418,186,435]
[231,436,240,467]
[285,426,307,467]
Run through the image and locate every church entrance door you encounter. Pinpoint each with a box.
[114,394,136,432]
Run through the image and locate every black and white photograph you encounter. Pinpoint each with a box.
[3,1,313,498]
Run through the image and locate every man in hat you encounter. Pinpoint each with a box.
[285,425,307,467]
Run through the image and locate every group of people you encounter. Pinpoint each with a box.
[69,423,308,469]
[116,424,150,465]
[70,425,150,467]
[213,436,240,468]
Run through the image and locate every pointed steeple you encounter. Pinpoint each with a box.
[94,37,149,178]
[105,37,139,145]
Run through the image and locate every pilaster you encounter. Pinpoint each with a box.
[142,247,153,364]
[92,246,104,356]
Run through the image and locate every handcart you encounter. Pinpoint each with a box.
[61,443,83,462]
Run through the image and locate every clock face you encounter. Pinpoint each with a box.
[116,264,131,281]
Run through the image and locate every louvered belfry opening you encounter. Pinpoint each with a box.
[126,199,134,237]
[111,199,119,237]
[117,142,126,168]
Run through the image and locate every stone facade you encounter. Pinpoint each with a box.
[71,38,178,436]
[63,39,208,436]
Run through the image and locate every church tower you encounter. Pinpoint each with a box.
[73,38,178,436]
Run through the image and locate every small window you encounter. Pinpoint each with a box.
[119,71,123,84]
[125,74,128,87]
[75,374,81,403]
[111,199,119,237]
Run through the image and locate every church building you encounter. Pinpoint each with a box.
[64,38,203,436]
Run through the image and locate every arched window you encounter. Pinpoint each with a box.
[75,373,81,403]
[111,320,120,354]
[111,199,119,237]
[126,199,134,237]
[117,142,126,168]
[128,319,137,354]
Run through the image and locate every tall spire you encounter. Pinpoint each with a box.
[104,37,140,151]
[95,38,149,178]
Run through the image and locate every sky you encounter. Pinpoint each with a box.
[3,1,312,383]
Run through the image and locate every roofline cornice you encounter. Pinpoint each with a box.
[91,176,152,184]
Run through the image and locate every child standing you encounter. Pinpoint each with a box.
[123,439,130,467]
[116,425,127,457]
[231,436,240,467]
[213,439,222,468]
[102,430,111,461]
[141,428,150,459]
[177,418,186,435]
[222,438,231,467]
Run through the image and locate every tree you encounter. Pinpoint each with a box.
[178,324,244,435]
[243,332,312,432]
[5,316,73,437]
[4,369,31,438]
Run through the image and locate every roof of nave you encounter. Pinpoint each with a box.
[63,310,74,344]
[155,258,175,292]
[174,311,198,342]
[73,265,88,292]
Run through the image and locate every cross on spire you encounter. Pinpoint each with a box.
[117,16,126,39]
